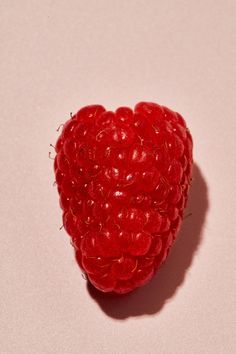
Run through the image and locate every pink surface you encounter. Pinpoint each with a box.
[0,1,235,353]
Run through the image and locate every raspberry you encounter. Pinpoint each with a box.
[54,102,193,294]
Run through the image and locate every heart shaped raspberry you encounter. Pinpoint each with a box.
[54,102,193,294]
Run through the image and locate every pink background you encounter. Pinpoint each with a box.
[1,1,236,353]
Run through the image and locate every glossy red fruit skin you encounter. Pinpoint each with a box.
[54,102,193,294]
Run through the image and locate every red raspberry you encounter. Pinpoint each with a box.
[54,102,193,294]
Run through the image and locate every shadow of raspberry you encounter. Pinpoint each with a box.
[86,163,208,318]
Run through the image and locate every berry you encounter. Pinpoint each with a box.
[54,102,193,294]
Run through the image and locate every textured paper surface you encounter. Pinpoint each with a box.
[0,1,236,353]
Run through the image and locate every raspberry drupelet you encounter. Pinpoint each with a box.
[54,102,193,294]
